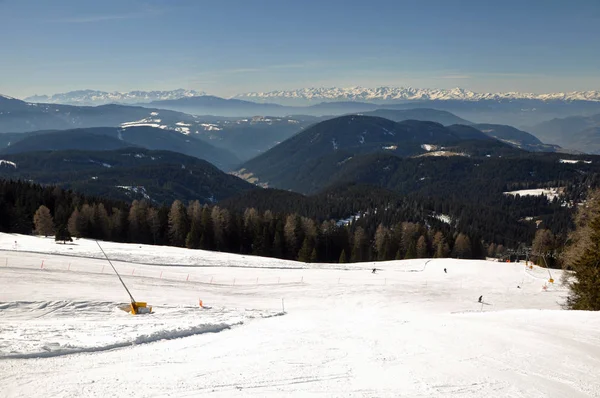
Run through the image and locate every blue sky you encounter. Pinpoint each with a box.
[1,0,599,98]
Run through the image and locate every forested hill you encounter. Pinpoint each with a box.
[0,126,240,171]
[238,115,519,189]
[0,148,254,204]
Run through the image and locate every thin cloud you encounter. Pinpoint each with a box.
[55,7,162,24]
[58,14,140,23]
[438,75,472,79]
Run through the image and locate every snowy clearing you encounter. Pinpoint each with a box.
[560,159,592,164]
[120,118,167,129]
[1,233,599,397]
[417,150,468,157]
[504,187,562,201]
[0,160,17,168]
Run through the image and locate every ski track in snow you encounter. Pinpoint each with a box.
[0,233,599,397]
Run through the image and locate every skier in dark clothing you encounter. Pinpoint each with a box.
[444,268,447,273]
[478,295,483,303]
[372,268,377,274]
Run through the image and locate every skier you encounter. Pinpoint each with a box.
[478,295,483,303]
[444,268,447,273]
[372,268,377,274]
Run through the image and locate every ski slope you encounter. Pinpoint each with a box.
[1,233,599,397]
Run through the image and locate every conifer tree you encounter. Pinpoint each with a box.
[453,233,472,258]
[168,200,189,247]
[310,247,318,263]
[404,241,417,259]
[297,237,313,262]
[33,205,54,237]
[55,224,72,244]
[351,227,368,262]
[487,243,497,258]
[567,216,600,310]
[94,203,110,240]
[147,208,161,245]
[67,208,81,238]
[284,214,299,259]
[272,230,284,259]
[339,249,347,263]
[416,235,428,258]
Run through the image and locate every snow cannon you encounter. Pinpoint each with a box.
[130,301,152,315]
[96,241,153,315]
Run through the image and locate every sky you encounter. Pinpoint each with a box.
[0,0,599,99]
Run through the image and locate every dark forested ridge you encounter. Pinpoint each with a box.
[0,126,240,170]
[238,115,522,189]
[0,148,255,204]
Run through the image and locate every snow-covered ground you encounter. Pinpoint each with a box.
[1,233,599,397]
[504,187,562,201]
[560,159,592,164]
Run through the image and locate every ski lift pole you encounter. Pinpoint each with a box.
[96,240,136,304]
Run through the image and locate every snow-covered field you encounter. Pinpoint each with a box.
[1,233,599,397]
[504,187,562,201]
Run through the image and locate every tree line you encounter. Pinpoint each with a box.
[3,179,489,263]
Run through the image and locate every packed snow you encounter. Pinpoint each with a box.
[1,233,599,397]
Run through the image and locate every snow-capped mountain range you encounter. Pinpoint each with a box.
[19,86,600,107]
[235,86,600,103]
[24,89,205,106]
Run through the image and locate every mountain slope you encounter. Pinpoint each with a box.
[360,108,472,125]
[0,148,255,203]
[0,126,240,170]
[529,113,600,153]
[0,130,135,154]
[238,115,516,192]
[473,123,560,152]
[143,95,286,117]
[0,98,200,134]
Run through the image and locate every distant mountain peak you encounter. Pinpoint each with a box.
[234,86,600,104]
[24,89,205,106]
